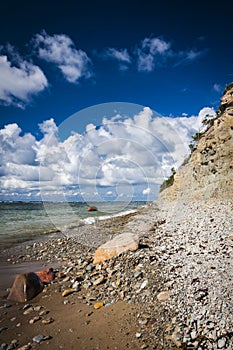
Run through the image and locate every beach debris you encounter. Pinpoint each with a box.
[94,301,104,309]
[35,268,55,283]
[93,232,139,264]
[87,205,98,212]
[7,273,44,303]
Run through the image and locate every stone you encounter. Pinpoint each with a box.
[32,335,51,344]
[7,273,44,303]
[87,206,98,212]
[93,276,105,286]
[17,344,32,350]
[29,316,41,324]
[94,302,104,309]
[35,268,55,283]
[72,281,81,291]
[62,288,75,297]
[41,318,54,325]
[57,272,66,279]
[217,337,226,348]
[93,233,140,264]
[156,291,170,302]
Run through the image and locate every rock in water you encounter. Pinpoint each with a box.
[87,206,98,211]
[93,232,139,264]
[7,272,44,302]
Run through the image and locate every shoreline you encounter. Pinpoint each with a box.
[0,199,232,349]
[0,203,144,252]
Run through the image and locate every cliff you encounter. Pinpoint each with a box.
[159,84,233,202]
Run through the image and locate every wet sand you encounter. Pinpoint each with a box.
[0,211,147,350]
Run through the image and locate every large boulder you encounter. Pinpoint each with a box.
[7,272,44,303]
[93,232,139,264]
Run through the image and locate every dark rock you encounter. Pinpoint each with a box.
[7,273,44,303]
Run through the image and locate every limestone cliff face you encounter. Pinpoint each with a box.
[159,86,233,202]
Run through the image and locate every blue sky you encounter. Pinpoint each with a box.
[0,0,232,202]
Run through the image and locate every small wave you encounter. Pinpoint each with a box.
[80,208,138,226]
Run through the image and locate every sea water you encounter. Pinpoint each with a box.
[0,201,147,251]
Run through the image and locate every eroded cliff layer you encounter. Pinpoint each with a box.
[159,85,233,201]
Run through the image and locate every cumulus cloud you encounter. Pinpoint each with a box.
[137,37,170,72]
[0,106,216,201]
[33,30,92,83]
[0,46,48,107]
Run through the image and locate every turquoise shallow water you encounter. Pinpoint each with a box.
[0,201,147,250]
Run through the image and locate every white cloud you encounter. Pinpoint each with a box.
[104,48,131,63]
[136,36,206,72]
[102,47,131,71]
[141,37,171,55]
[0,48,48,107]
[213,83,222,93]
[0,106,216,201]
[33,30,92,83]
[143,187,151,195]
[136,37,171,72]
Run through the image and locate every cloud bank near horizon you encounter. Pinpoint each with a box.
[0,106,215,201]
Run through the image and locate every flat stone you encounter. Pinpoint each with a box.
[93,233,139,264]
[156,291,170,302]
[32,334,51,344]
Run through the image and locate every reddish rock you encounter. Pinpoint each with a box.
[7,272,44,303]
[35,268,55,283]
[87,206,98,212]
[93,232,139,264]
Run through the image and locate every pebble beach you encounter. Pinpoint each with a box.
[0,199,232,350]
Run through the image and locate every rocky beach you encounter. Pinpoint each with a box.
[0,198,232,350]
[1,86,233,350]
